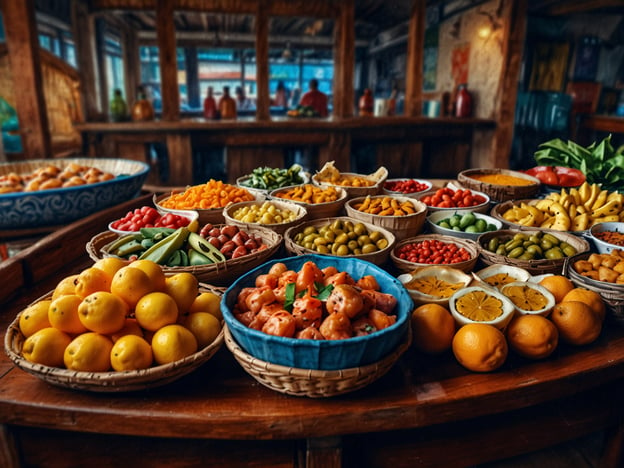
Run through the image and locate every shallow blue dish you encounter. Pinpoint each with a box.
[0,158,149,229]
[221,254,412,370]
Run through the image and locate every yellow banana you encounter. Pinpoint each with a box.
[576,204,588,215]
[569,187,581,206]
[568,203,577,219]
[584,183,600,211]
[549,201,569,218]
[571,213,590,231]
[551,215,571,231]
[526,205,544,225]
[548,192,561,203]
[591,189,609,211]
[593,215,620,224]
[607,191,624,204]
[540,217,557,229]
[591,200,621,218]
[535,199,554,211]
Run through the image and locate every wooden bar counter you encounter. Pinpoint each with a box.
[1,197,623,468]
[75,116,496,187]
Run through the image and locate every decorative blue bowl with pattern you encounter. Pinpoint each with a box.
[0,158,149,229]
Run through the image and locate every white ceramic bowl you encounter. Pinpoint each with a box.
[589,222,624,254]
[427,210,502,241]
[500,281,556,317]
[382,178,433,198]
[449,285,516,330]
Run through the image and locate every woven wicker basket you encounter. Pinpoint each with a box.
[223,199,308,236]
[4,284,225,392]
[312,165,388,199]
[390,234,480,273]
[565,252,624,321]
[86,226,282,286]
[344,195,427,241]
[283,216,396,266]
[269,184,348,220]
[458,168,541,202]
[224,324,411,398]
[478,229,590,275]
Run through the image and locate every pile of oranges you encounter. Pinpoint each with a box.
[410,275,606,373]
[17,258,222,372]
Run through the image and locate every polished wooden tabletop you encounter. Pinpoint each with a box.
[1,194,624,467]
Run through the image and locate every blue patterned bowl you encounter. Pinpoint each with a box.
[221,254,412,370]
[0,158,149,229]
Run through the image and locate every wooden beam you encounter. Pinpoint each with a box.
[404,0,425,117]
[255,0,270,121]
[1,0,52,159]
[332,0,355,118]
[156,0,180,121]
[122,23,140,105]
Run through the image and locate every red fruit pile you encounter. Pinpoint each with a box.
[395,239,472,265]
[110,206,192,232]
[421,187,487,208]
[384,179,430,194]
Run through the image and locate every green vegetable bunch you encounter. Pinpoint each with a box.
[533,134,624,191]
[241,164,305,190]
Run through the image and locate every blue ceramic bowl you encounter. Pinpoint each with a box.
[0,158,149,229]
[221,254,413,370]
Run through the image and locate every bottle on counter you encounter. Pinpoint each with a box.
[455,84,473,118]
[359,88,374,116]
[110,89,128,122]
[387,87,398,116]
[218,86,237,119]
[203,86,217,120]
[131,86,154,122]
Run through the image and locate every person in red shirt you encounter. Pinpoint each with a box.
[299,79,328,117]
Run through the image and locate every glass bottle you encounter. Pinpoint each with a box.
[455,84,473,118]
[218,86,237,119]
[131,86,154,121]
[110,89,128,122]
[203,86,217,120]
[359,88,374,116]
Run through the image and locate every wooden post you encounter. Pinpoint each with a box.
[255,0,270,121]
[332,0,355,118]
[156,0,180,121]
[122,25,140,110]
[1,0,52,159]
[185,46,200,109]
[405,0,426,117]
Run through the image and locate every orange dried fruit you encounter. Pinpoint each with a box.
[454,289,504,322]
[406,276,464,299]
[501,284,548,312]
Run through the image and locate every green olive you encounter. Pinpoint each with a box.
[508,246,525,258]
[354,223,367,236]
[335,233,349,244]
[376,238,389,250]
[303,226,317,236]
[348,240,359,251]
[303,233,318,244]
[562,245,577,257]
[545,247,564,259]
[513,233,528,242]
[369,231,382,242]
[361,243,378,254]
[316,244,330,254]
[314,236,328,246]
[357,235,372,247]
[324,230,336,242]
[336,244,350,256]
[330,219,343,231]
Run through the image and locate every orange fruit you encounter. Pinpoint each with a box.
[77,291,129,334]
[109,318,144,343]
[52,274,79,300]
[551,301,602,346]
[189,291,222,320]
[110,266,155,308]
[151,324,198,365]
[129,259,167,292]
[452,323,508,372]
[22,327,71,367]
[183,312,222,349]
[48,294,89,334]
[561,287,606,322]
[74,267,112,299]
[110,335,153,371]
[64,332,114,372]
[134,292,179,332]
[538,275,575,304]
[164,272,199,314]
[19,300,52,337]
[92,257,129,279]
[506,314,559,359]
[410,303,456,354]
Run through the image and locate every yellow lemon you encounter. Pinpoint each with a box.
[109,318,144,343]
[74,267,112,299]
[52,274,79,300]
[110,335,153,371]
[164,272,199,314]
[135,292,179,332]
[189,291,222,320]
[48,294,89,334]
[151,324,198,365]
[22,327,71,367]
[64,332,114,372]
[183,312,222,349]
[92,257,129,278]
[129,259,167,292]
[77,291,129,334]
[18,299,52,337]
[110,265,154,308]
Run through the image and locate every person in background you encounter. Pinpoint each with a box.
[299,79,328,117]
[235,86,253,111]
[273,81,290,108]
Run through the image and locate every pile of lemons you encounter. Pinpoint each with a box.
[18,258,222,372]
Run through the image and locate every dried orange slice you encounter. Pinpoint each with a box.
[405,276,464,298]
[474,265,531,290]
[450,286,516,330]
[398,266,472,307]
[501,281,556,316]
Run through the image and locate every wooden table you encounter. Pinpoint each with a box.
[1,197,624,468]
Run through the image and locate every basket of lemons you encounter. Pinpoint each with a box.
[4,258,224,392]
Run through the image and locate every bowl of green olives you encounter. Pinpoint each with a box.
[283,216,396,266]
[427,210,502,241]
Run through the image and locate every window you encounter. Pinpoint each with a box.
[104,33,125,100]
[139,46,187,111]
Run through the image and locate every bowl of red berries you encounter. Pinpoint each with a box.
[108,206,199,235]
[382,178,432,198]
[418,186,490,214]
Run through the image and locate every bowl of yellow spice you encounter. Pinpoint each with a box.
[458,168,541,203]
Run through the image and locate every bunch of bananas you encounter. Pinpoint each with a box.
[501,182,623,232]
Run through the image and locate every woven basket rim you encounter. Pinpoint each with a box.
[223,324,411,397]
[4,284,225,392]
[565,252,624,296]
